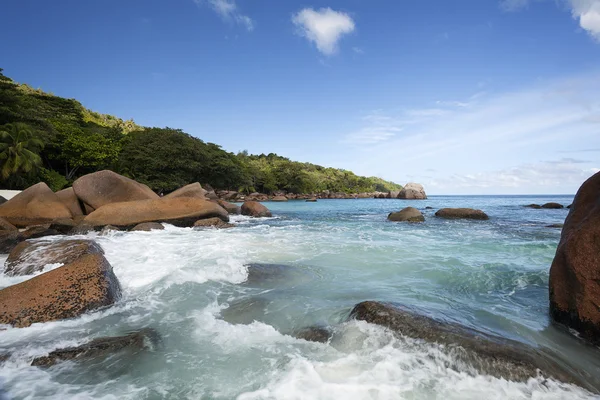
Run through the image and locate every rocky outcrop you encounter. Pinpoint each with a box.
[294,326,333,343]
[31,328,161,367]
[387,190,400,199]
[84,197,229,228]
[397,183,427,200]
[55,187,84,216]
[164,183,207,200]
[0,217,17,232]
[542,202,564,209]
[435,208,489,220]
[350,301,587,387]
[271,195,288,202]
[387,207,424,222]
[4,239,104,276]
[549,172,600,345]
[0,182,72,227]
[0,253,121,328]
[241,201,272,218]
[213,199,241,215]
[193,217,234,229]
[130,222,164,232]
[72,170,158,210]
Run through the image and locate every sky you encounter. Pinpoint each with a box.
[1,0,599,194]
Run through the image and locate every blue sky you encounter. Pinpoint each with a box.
[1,0,599,194]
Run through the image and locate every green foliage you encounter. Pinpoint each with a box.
[0,68,402,194]
[0,122,44,180]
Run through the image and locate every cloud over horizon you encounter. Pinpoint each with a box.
[292,7,355,55]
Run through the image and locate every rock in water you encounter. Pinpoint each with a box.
[0,182,72,227]
[193,217,234,229]
[4,239,104,276]
[397,183,427,200]
[164,183,207,200]
[542,202,564,209]
[524,204,542,209]
[294,326,333,343]
[549,171,600,345]
[350,301,588,388]
[241,201,272,218]
[55,187,84,216]
[0,253,121,328]
[31,328,161,367]
[73,170,158,209]
[213,199,241,215]
[388,207,425,222]
[130,222,165,232]
[435,208,489,220]
[84,198,229,228]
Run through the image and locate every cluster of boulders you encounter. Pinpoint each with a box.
[388,207,489,222]
[525,202,567,209]
[375,183,427,199]
[0,170,274,253]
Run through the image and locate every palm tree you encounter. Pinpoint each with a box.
[0,123,44,180]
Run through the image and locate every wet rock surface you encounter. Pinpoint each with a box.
[31,328,161,367]
[130,222,165,232]
[193,217,234,229]
[294,326,333,343]
[241,201,272,218]
[388,207,425,222]
[542,202,564,209]
[435,208,489,220]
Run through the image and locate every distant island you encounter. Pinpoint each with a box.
[0,68,401,195]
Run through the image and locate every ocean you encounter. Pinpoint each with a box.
[2,195,599,399]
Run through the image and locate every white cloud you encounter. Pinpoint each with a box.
[196,0,254,31]
[501,0,600,41]
[292,8,355,55]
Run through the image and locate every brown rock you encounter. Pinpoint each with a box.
[4,239,104,276]
[388,207,425,222]
[0,231,23,253]
[83,203,95,215]
[350,301,588,388]
[0,182,72,227]
[386,190,400,199]
[31,328,161,367]
[99,225,121,235]
[213,199,241,215]
[72,170,158,210]
[193,217,235,229]
[524,204,542,209]
[48,218,78,234]
[205,190,219,200]
[0,217,17,232]
[0,253,121,328]
[164,182,207,200]
[241,201,272,218]
[84,197,229,228]
[435,208,489,220]
[549,171,600,345]
[542,202,564,209]
[294,326,333,343]
[21,225,60,240]
[271,195,288,202]
[306,198,317,202]
[55,187,84,216]
[397,183,427,200]
[130,222,164,232]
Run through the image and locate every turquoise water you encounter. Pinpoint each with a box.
[2,195,600,399]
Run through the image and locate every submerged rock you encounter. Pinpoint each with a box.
[349,301,587,387]
[84,197,229,228]
[241,201,272,218]
[546,223,564,229]
[435,208,489,220]
[31,328,161,367]
[220,297,270,325]
[130,222,164,232]
[4,239,104,276]
[397,183,427,200]
[542,202,564,209]
[549,171,600,345]
[0,253,121,328]
[294,326,333,343]
[73,170,158,210]
[0,182,72,227]
[193,217,234,229]
[388,207,424,222]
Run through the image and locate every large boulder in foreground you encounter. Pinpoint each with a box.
[31,328,161,367]
[0,182,72,227]
[435,208,489,220]
[84,197,229,228]
[55,187,84,217]
[72,170,158,210]
[4,239,104,276]
[241,201,272,218]
[388,207,424,222]
[164,182,207,200]
[0,253,121,328]
[350,301,587,388]
[549,172,600,345]
[397,183,427,200]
